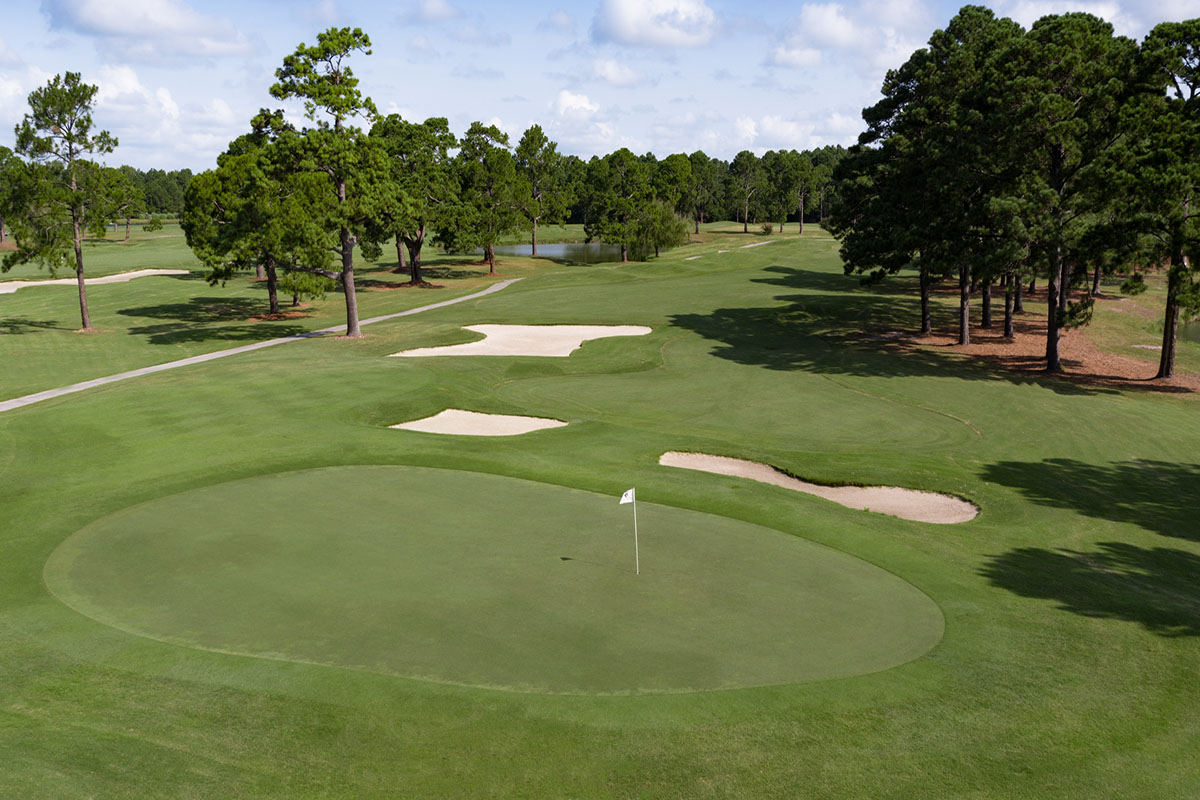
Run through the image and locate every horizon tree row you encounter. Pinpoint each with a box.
[0,25,846,335]
[830,6,1200,379]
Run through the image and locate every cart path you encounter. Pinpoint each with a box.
[0,278,522,415]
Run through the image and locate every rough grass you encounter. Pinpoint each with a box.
[1,227,1199,797]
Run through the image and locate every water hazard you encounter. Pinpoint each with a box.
[480,242,623,264]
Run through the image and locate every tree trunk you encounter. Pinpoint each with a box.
[340,224,361,337]
[958,265,970,346]
[1004,269,1015,339]
[797,194,805,235]
[0,215,6,242]
[532,218,538,256]
[393,232,408,274]
[255,261,265,280]
[405,226,426,284]
[694,215,699,234]
[124,217,131,241]
[919,268,932,335]
[71,204,92,331]
[265,256,280,315]
[1028,276,1035,294]
[1092,264,1101,296]
[743,197,749,233]
[486,243,496,275]
[1045,249,1064,372]
[621,243,628,263]
[1014,274,1024,313]
[981,278,992,328]
[1058,261,1070,315]
[819,189,826,223]
[1156,248,1187,379]
[291,291,300,307]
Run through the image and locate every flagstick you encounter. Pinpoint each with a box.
[633,498,639,576]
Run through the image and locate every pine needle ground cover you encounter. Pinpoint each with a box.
[2,229,1199,797]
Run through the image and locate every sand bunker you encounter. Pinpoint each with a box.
[390,324,651,358]
[659,452,978,524]
[0,269,190,295]
[390,409,567,436]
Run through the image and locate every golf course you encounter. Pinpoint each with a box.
[1,221,1198,797]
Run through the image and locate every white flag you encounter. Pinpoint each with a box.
[619,488,635,505]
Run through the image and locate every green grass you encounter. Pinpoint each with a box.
[0,240,541,400]
[44,464,941,694]
[0,224,200,280]
[2,225,1199,797]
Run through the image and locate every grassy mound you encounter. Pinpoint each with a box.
[45,465,941,694]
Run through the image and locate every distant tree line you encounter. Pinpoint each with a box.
[830,6,1200,379]
[175,27,845,335]
[116,165,193,216]
[0,25,845,335]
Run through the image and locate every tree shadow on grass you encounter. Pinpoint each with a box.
[980,542,1200,637]
[0,317,71,334]
[981,459,1200,541]
[669,265,1108,395]
[119,297,268,323]
[670,265,1188,396]
[118,297,307,345]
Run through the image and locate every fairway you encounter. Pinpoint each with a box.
[44,465,943,694]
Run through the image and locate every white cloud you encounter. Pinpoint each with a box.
[555,89,598,117]
[406,35,440,60]
[991,1,1126,32]
[90,65,226,166]
[449,24,511,45]
[41,0,253,60]
[304,0,341,26]
[201,97,235,128]
[770,43,822,68]
[593,58,643,87]
[728,109,867,154]
[758,115,815,145]
[0,66,55,135]
[0,35,19,67]
[592,0,717,48]
[538,10,576,34]
[799,3,860,48]
[769,1,932,75]
[822,111,863,141]
[409,0,463,22]
[734,116,758,144]
[95,65,180,130]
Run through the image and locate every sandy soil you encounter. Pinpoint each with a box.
[390,409,568,436]
[659,451,978,524]
[389,324,652,358]
[874,294,1200,393]
[0,269,190,295]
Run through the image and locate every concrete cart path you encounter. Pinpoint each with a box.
[0,278,522,415]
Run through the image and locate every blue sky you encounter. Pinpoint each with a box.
[1,0,1196,170]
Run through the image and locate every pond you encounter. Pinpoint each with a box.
[1181,320,1200,344]
[479,242,623,264]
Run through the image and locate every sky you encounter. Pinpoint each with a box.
[1,0,1198,171]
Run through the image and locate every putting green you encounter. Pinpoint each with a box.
[45,466,943,694]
